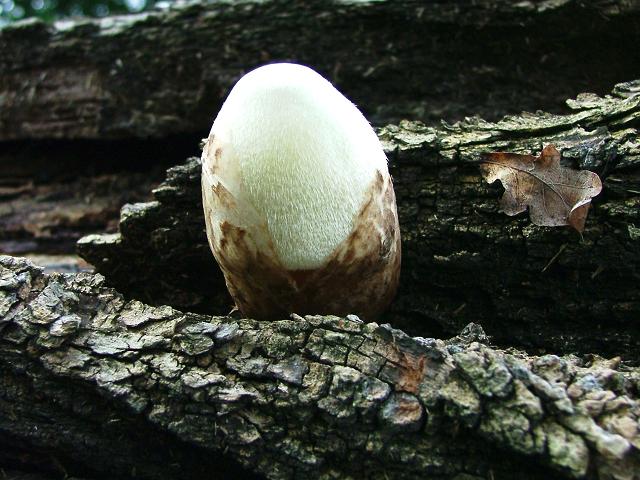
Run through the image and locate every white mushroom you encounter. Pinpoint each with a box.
[201,63,400,320]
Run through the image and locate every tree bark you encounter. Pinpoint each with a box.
[1,0,639,139]
[0,170,155,257]
[1,255,639,480]
[78,80,640,362]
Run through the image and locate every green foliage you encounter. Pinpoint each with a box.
[0,0,158,24]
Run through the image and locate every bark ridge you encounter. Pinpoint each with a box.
[1,256,639,479]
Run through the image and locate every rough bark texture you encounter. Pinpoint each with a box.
[79,81,640,362]
[2,255,640,480]
[1,0,639,140]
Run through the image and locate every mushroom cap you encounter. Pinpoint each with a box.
[209,63,388,270]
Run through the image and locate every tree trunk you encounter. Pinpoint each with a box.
[78,80,640,363]
[1,255,639,480]
[0,0,639,139]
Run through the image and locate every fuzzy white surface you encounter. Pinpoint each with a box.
[210,63,388,270]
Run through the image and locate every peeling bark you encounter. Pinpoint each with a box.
[1,0,639,139]
[79,81,640,361]
[1,255,639,479]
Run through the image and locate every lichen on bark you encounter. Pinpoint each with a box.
[1,256,639,479]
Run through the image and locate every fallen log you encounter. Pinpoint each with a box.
[0,171,157,258]
[1,255,639,479]
[1,0,639,139]
[79,81,640,361]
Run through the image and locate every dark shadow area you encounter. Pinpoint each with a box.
[0,135,204,180]
[0,135,204,264]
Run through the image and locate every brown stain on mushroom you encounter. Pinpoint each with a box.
[202,138,401,321]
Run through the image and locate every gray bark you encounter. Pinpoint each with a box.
[79,80,640,362]
[1,0,639,139]
[2,255,639,480]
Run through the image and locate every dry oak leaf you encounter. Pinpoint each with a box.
[480,145,602,232]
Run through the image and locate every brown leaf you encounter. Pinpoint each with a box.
[480,145,602,232]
